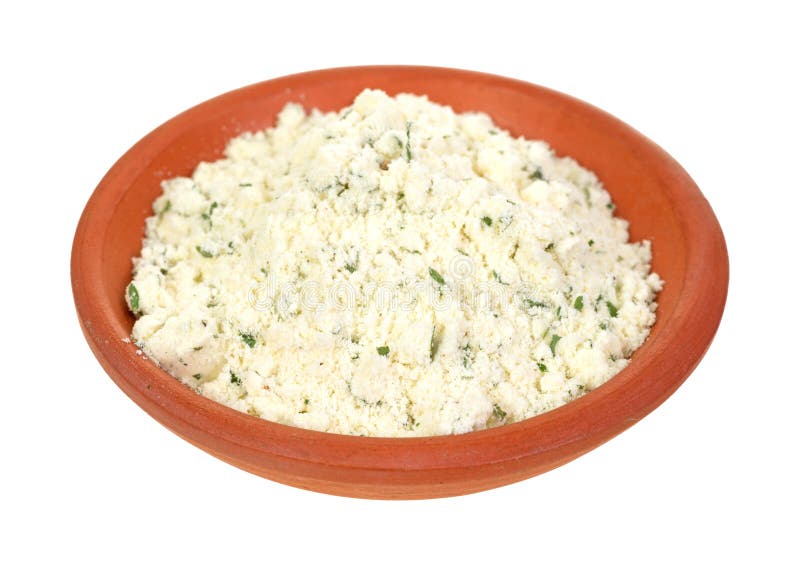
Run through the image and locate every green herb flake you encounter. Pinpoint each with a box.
[537,362,548,373]
[606,301,619,318]
[161,200,171,214]
[239,182,252,187]
[481,216,493,227]
[429,267,445,286]
[239,332,257,348]
[196,246,214,258]
[127,283,140,313]
[405,121,413,162]
[461,343,472,368]
[606,202,614,210]
[230,373,242,385]
[588,239,595,247]
[201,202,219,222]
[525,299,548,309]
[493,404,507,419]
[492,270,508,285]
[529,167,545,181]
[549,334,562,355]
[192,373,201,380]
[377,346,390,356]
[545,242,555,252]
[336,182,350,197]
[574,295,584,311]
[344,263,356,273]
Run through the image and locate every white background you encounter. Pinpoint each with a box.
[2,1,798,562]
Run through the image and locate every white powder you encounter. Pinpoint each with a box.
[126,89,662,437]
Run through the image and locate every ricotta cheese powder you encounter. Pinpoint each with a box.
[126,89,662,437]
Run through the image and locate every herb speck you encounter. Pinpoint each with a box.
[127,283,140,313]
[239,332,257,348]
[429,267,445,285]
[196,246,214,258]
[549,334,562,355]
[405,121,413,161]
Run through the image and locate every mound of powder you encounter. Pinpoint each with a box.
[126,89,662,437]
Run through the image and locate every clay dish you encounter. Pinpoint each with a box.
[72,66,728,499]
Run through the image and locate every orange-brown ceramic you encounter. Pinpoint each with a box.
[71,66,728,499]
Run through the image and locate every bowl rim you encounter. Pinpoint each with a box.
[72,65,728,476]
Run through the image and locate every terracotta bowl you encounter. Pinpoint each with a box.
[71,66,728,499]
